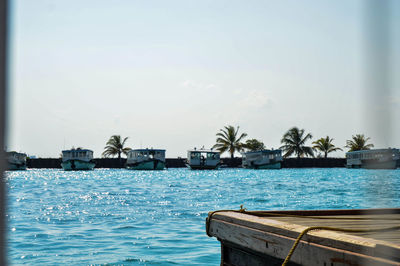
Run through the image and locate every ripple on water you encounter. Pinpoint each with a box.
[6,168,400,264]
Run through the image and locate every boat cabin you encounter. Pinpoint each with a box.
[61,148,95,171]
[126,149,166,170]
[7,151,27,170]
[7,151,27,163]
[127,149,166,162]
[242,149,282,169]
[346,148,399,169]
[187,149,220,170]
[62,148,94,162]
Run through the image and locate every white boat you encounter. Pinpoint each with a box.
[186,149,220,170]
[126,149,166,170]
[61,148,95,171]
[242,149,282,169]
[7,151,27,170]
[346,148,400,169]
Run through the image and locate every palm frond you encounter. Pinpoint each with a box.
[345,134,374,152]
[302,146,314,157]
[280,127,313,158]
[236,133,248,143]
[213,125,247,157]
[103,135,131,158]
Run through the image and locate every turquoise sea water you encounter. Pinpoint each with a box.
[6,168,400,265]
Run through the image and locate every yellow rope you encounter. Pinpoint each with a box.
[281,225,400,266]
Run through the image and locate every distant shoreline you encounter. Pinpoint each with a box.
[26,157,346,169]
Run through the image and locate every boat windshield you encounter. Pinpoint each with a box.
[190,152,200,159]
[207,153,219,159]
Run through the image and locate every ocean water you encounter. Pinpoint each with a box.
[6,168,400,265]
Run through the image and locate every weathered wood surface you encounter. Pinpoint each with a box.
[208,209,400,265]
[270,214,400,245]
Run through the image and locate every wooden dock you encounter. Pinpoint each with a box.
[206,208,400,266]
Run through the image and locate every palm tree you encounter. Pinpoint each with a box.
[280,127,314,158]
[244,139,265,151]
[312,136,342,158]
[213,125,247,159]
[345,134,374,152]
[102,135,131,161]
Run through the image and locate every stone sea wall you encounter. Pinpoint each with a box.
[26,157,346,169]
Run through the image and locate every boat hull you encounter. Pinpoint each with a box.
[126,160,165,170]
[186,164,219,170]
[347,160,397,169]
[7,163,27,170]
[244,162,281,169]
[61,160,95,171]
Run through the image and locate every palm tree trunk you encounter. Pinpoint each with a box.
[324,152,327,158]
[118,152,121,167]
[231,153,234,159]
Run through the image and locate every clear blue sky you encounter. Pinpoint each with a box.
[7,0,400,158]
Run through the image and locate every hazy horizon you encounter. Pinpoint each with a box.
[7,0,400,158]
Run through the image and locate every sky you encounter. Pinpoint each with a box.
[7,0,400,158]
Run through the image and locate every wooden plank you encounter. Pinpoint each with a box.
[270,214,400,245]
[208,211,400,264]
[221,241,299,266]
[211,212,380,255]
[244,208,400,216]
[210,218,399,266]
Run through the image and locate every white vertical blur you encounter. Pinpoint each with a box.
[363,1,397,264]
[363,0,392,147]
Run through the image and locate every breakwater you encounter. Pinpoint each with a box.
[26,157,346,168]
[282,157,346,168]
[27,158,127,169]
